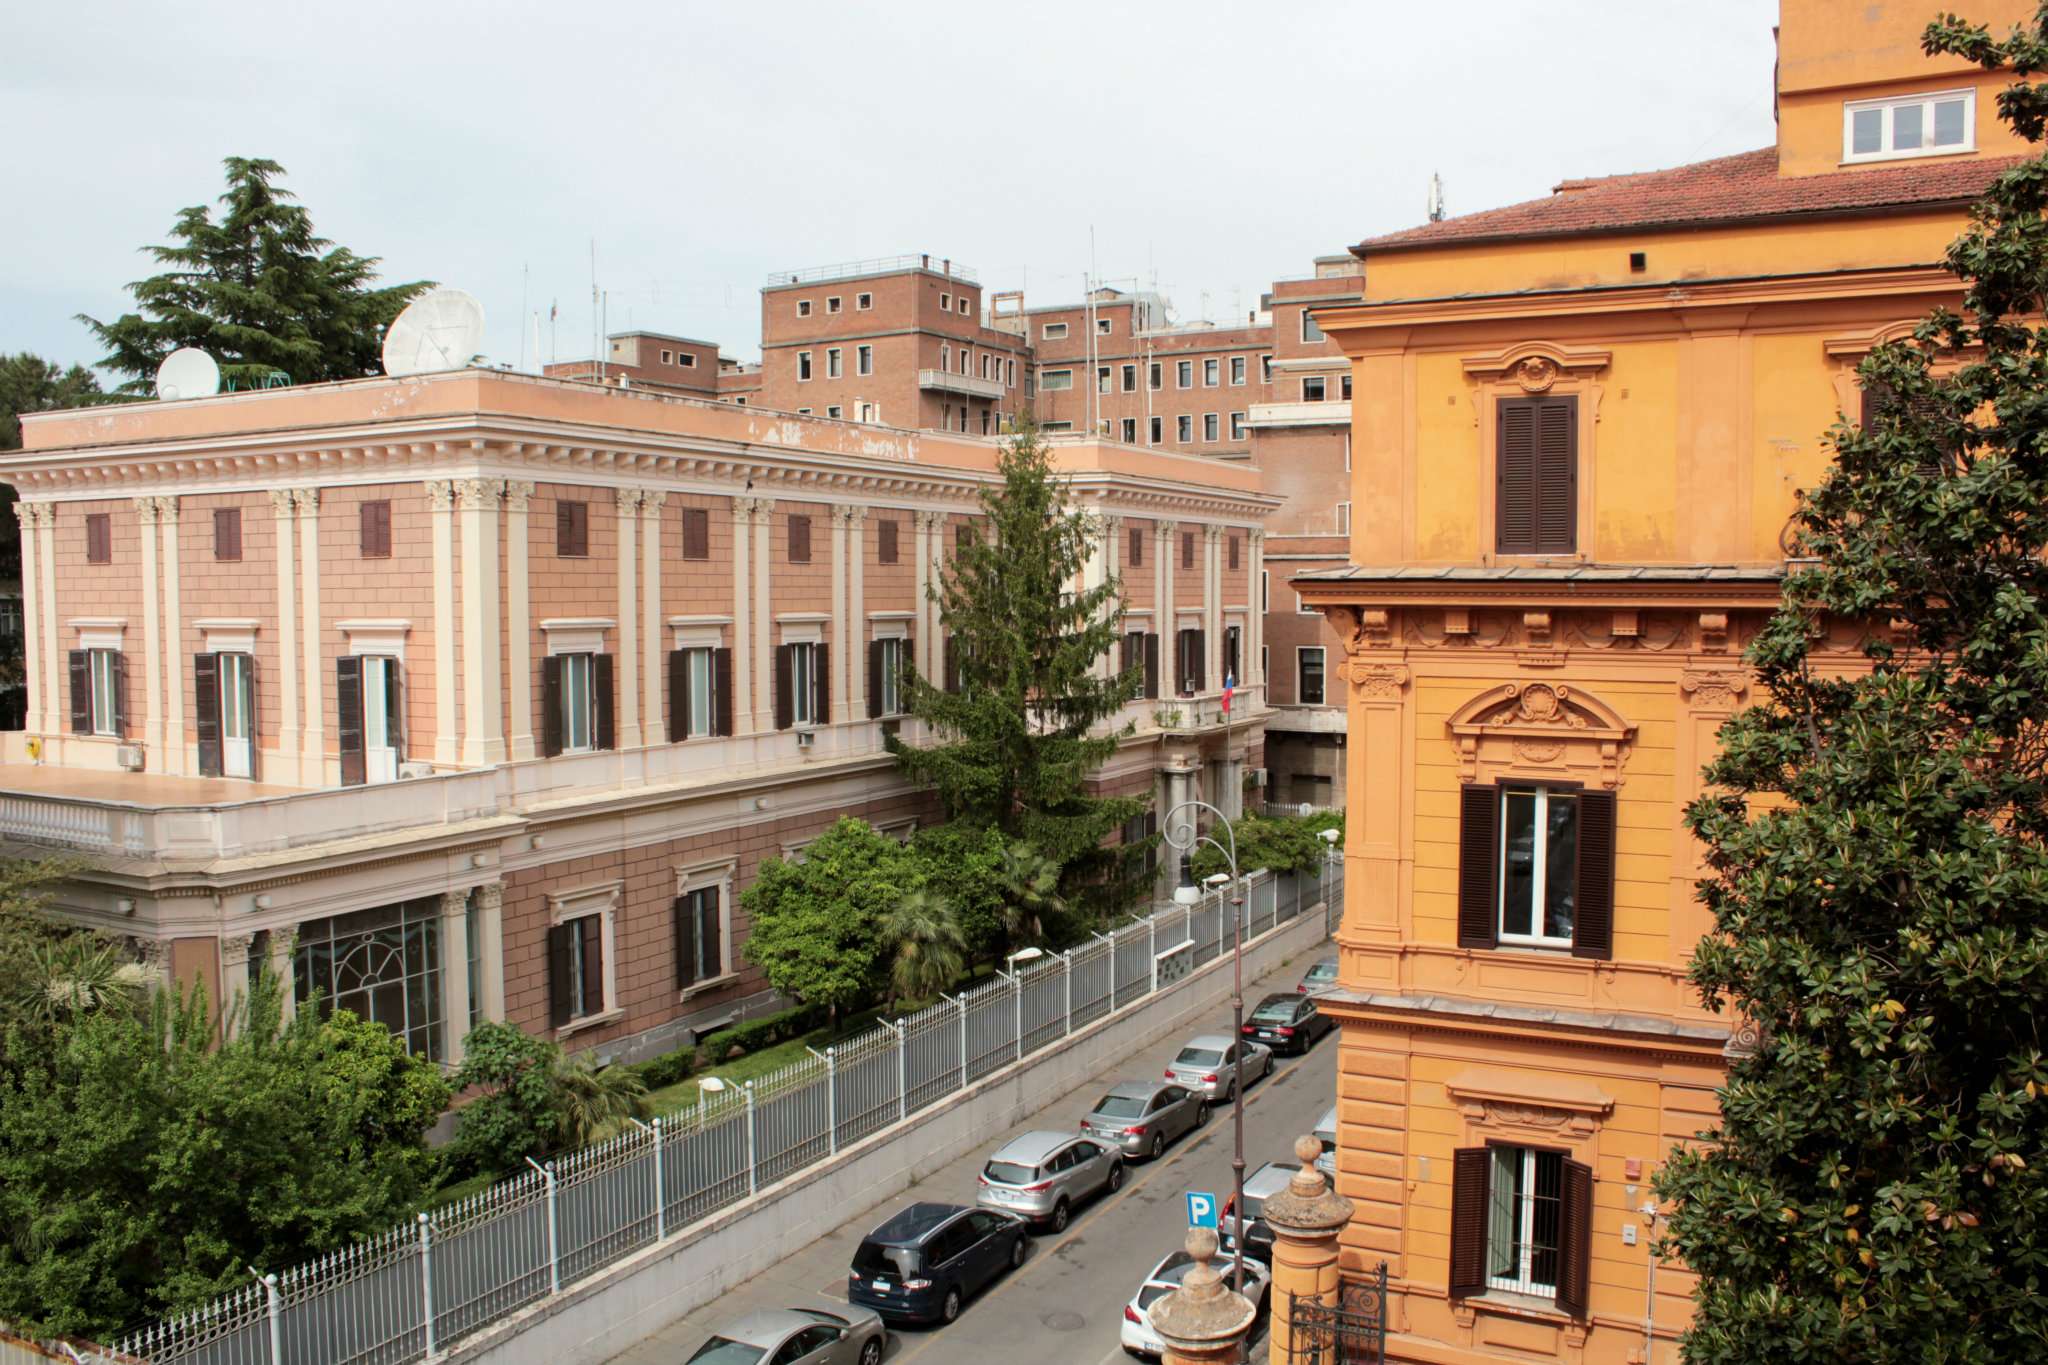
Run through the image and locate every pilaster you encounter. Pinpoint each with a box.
[267,926,298,1023]
[615,487,642,750]
[1248,530,1266,693]
[475,881,506,1024]
[160,498,184,772]
[36,505,57,752]
[14,504,41,735]
[731,496,753,734]
[439,889,473,1065]
[456,479,504,766]
[269,490,300,778]
[1204,524,1223,691]
[912,511,939,679]
[1093,510,1122,680]
[1157,519,1178,681]
[747,497,774,725]
[427,480,458,767]
[504,482,536,761]
[135,498,164,762]
[847,505,868,719]
[830,505,853,723]
[640,490,666,744]
[219,933,255,1039]
[295,489,323,783]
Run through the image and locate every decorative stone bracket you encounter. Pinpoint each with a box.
[1446,1068,1615,1140]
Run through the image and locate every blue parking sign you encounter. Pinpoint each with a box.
[1186,1192,1218,1229]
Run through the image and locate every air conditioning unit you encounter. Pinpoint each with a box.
[397,761,434,780]
[794,728,816,750]
[1247,767,1267,788]
[115,744,146,772]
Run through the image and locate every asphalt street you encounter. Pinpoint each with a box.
[610,937,1337,1365]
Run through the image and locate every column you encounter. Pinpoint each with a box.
[1248,530,1266,697]
[1147,1228,1257,1365]
[457,479,504,766]
[731,496,753,734]
[1156,519,1177,690]
[219,933,255,1038]
[751,498,773,724]
[135,499,164,761]
[847,506,868,719]
[1261,1135,1357,1365]
[161,498,184,773]
[1093,511,1122,680]
[36,505,58,751]
[505,482,536,760]
[14,504,40,735]
[1219,754,1244,821]
[830,505,852,723]
[438,890,473,1065]
[1203,525,1223,694]
[641,490,666,744]
[912,511,936,680]
[428,480,458,766]
[269,490,300,779]
[268,927,298,1022]
[474,881,506,1023]
[296,489,324,783]
[614,488,642,750]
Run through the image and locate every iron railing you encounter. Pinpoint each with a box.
[1289,1264,1390,1365]
[117,863,1342,1365]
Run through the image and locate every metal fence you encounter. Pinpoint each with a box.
[116,861,1343,1365]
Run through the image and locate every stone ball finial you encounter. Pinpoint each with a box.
[1266,1132,1356,1233]
[1294,1133,1321,1165]
[1185,1224,1219,1263]
[1151,1222,1256,1349]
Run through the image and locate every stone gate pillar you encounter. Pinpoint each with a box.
[1151,1226,1258,1365]
[1263,1134,1357,1365]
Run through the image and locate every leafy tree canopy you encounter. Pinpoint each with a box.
[1188,809,1343,883]
[0,352,116,452]
[448,1020,649,1176]
[1655,12,2048,1361]
[79,157,428,395]
[741,817,917,1023]
[907,823,1012,962]
[889,420,1149,917]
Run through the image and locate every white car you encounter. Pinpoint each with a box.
[1119,1245,1270,1358]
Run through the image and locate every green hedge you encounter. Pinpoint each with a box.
[631,998,836,1088]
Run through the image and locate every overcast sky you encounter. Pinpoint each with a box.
[5,0,1779,379]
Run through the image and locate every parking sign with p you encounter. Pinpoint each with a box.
[1186,1192,1218,1229]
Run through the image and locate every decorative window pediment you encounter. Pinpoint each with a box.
[1447,681,1635,788]
[1460,341,1613,395]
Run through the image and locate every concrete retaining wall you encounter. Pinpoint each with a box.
[447,900,1332,1365]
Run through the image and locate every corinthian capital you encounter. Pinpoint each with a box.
[425,479,455,512]
[455,478,503,511]
[503,480,535,512]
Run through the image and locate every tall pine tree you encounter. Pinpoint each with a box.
[1656,10,2048,1360]
[889,420,1148,918]
[80,158,428,394]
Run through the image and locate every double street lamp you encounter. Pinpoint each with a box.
[1163,798,1248,1296]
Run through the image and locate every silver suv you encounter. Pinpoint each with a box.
[975,1130,1123,1232]
[1081,1081,1208,1160]
[1164,1033,1272,1102]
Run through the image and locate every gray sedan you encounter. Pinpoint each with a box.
[1163,1033,1273,1103]
[686,1306,885,1365]
[1081,1081,1208,1159]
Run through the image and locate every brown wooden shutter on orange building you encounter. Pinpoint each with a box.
[1556,1159,1595,1319]
[540,657,564,756]
[1129,526,1144,566]
[712,647,734,735]
[557,501,588,557]
[194,653,222,774]
[214,507,242,561]
[85,513,111,564]
[360,500,391,557]
[788,515,811,564]
[877,518,898,564]
[547,923,575,1027]
[667,650,689,742]
[774,643,795,728]
[68,651,90,732]
[336,656,365,786]
[681,507,710,560]
[1457,784,1499,949]
[592,654,615,750]
[1497,396,1576,555]
[1181,531,1194,569]
[1572,788,1616,960]
[673,896,698,988]
[1448,1147,1490,1297]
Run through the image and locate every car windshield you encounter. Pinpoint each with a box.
[1309,961,1336,979]
[686,1338,766,1365]
[1251,1000,1296,1021]
[1092,1094,1148,1119]
[1175,1047,1223,1067]
[984,1160,1036,1185]
[1136,1284,1176,1311]
[852,1240,919,1279]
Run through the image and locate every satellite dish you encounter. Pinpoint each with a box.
[382,288,487,377]
[155,348,221,401]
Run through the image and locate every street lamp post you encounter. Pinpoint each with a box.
[1163,798,1247,1297]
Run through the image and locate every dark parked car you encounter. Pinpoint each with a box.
[1240,992,1334,1055]
[1081,1081,1208,1160]
[847,1202,1029,1326]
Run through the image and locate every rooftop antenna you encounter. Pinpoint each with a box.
[382,288,487,376]
[154,347,220,400]
[1428,173,1446,223]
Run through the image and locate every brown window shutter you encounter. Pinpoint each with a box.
[789,515,811,564]
[877,518,898,564]
[1192,631,1206,691]
[68,651,90,733]
[1143,633,1159,700]
[194,653,222,775]
[111,652,128,737]
[674,895,699,988]
[667,649,688,742]
[1228,536,1240,571]
[681,507,709,560]
[244,662,259,778]
[1457,784,1500,949]
[578,915,605,1014]
[1535,398,1577,553]
[336,656,365,786]
[385,661,404,757]
[1556,1158,1595,1319]
[360,500,391,557]
[713,647,734,735]
[540,656,565,757]
[212,507,240,561]
[1129,527,1143,567]
[1572,788,1616,960]
[85,514,110,564]
[700,888,721,978]
[1181,531,1194,568]
[557,501,587,557]
[867,640,884,719]
[1119,632,1135,679]
[592,654,615,750]
[1449,1147,1491,1298]
[774,643,794,728]
[1497,400,1538,554]
[812,643,829,722]
[547,923,576,1028]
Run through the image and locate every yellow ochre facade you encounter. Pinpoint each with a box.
[1290,4,2033,1362]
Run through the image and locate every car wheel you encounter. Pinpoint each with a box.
[1150,1131,1166,1160]
[942,1286,962,1323]
[1108,1160,1126,1192]
[1010,1236,1027,1269]
[1196,1101,1210,1127]
[1051,1198,1071,1233]
[1263,1054,1273,1079]
[859,1340,883,1365]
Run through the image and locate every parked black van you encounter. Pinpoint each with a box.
[847,1202,1029,1325]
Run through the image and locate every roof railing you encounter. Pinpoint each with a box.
[766,254,978,287]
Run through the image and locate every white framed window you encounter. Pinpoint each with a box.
[1230,411,1247,441]
[857,292,873,310]
[959,296,972,315]
[1040,421,1073,432]
[560,651,598,753]
[827,347,843,379]
[1203,358,1219,387]
[1007,358,1016,388]
[660,349,672,364]
[1203,413,1220,442]
[827,295,842,314]
[1301,310,1326,343]
[857,401,879,424]
[1043,321,1069,339]
[940,344,951,372]
[1177,360,1194,389]
[1230,356,1247,385]
[1097,316,1112,334]
[1297,646,1326,705]
[796,299,812,317]
[1498,785,1579,947]
[219,650,254,777]
[1302,376,1327,402]
[1261,570,1270,612]
[679,646,715,739]
[1041,369,1074,391]
[1486,1145,1566,1298]
[1149,415,1163,445]
[1342,374,1353,400]
[548,881,621,1030]
[1844,89,1973,162]
[797,351,813,382]
[1149,361,1162,391]
[876,635,907,716]
[789,641,822,726]
[1097,366,1111,394]
[1121,418,1138,443]
[826,405,843,419]
[1337,501,1352,534]
[678,352,697,368]
[674,861,735,989]
[1177,414,1193,443]
[857,344,873,376]
[1261,355,1274,383]
[940,292,951,311]
[1121,363,1136,392]
[85,648,120,736]
[959,348,970,375]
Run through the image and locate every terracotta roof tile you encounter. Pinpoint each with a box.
[1354,147,2023,254]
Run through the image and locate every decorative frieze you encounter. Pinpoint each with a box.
[1446,681,1636,788]
[1680,668,1751,712]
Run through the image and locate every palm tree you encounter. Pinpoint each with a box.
[880,890,968,1013]
[995,842,1065,954]
[8,935,148,1029]
[548,1046,652,1150]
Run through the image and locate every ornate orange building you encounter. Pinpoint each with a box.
[1294,3,2032,1361]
